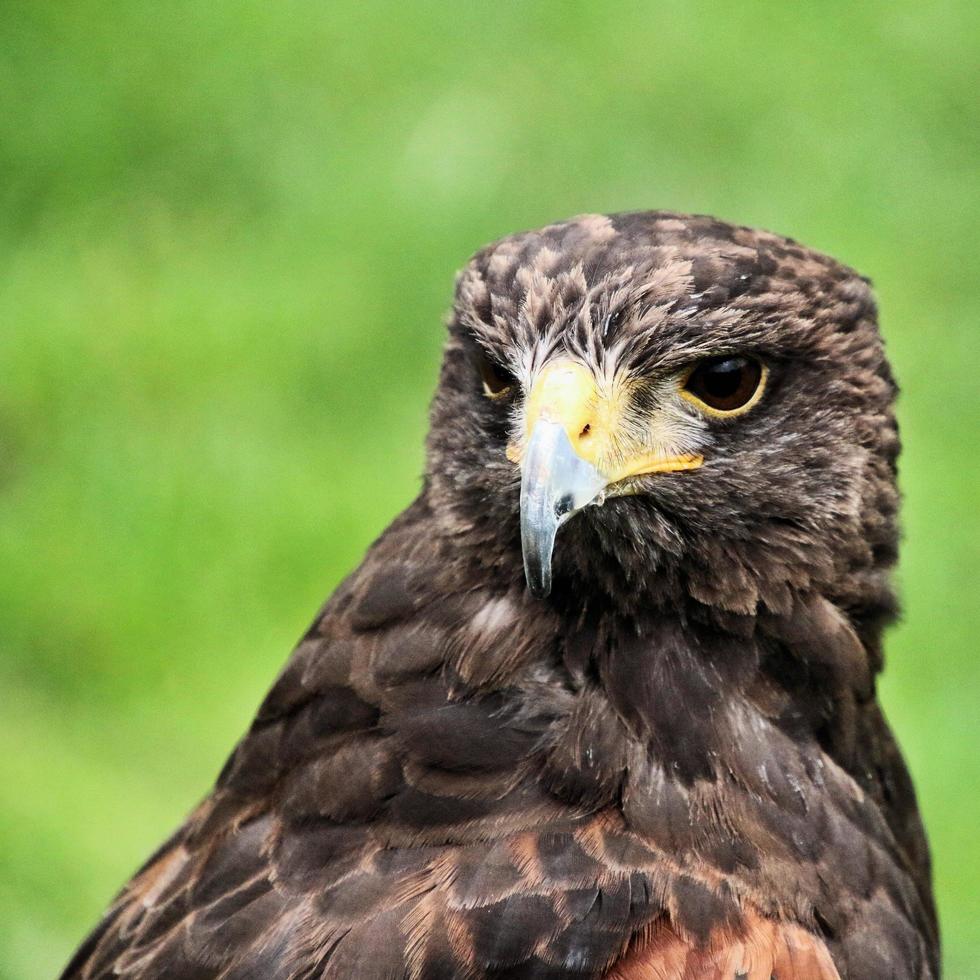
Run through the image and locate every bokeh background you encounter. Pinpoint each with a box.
[1,2,977,976]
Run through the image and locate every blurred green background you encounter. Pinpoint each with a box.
[1,2,977,976]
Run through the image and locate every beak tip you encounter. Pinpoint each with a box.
[523,557,552,600]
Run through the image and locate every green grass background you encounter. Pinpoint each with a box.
[1,2,977,976]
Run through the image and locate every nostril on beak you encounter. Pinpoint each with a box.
[579,423,592,439]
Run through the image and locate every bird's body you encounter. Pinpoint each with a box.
[63,213,937,979]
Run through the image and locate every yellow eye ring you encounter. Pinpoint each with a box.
[477,351,516,400]
[680,356,768,418]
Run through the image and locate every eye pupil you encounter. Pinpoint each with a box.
[684,355,763,413]
[700,359,744,399]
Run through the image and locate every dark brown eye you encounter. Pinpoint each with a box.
[683,355,765,415]
[477,352,515,399]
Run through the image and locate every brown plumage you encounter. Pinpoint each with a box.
[61,212,938,979]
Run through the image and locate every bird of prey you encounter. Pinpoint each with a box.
[62,212,938,979]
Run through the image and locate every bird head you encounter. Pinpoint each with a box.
[426,212,899,620]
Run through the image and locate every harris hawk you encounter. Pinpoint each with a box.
[62,212,938,979]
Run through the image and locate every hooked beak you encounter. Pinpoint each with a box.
[512,359,702,599]
[520,419,607,598]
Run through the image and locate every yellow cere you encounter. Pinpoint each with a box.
[509,358,703,480]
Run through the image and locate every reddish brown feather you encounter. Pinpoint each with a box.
[607,910,841,980]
